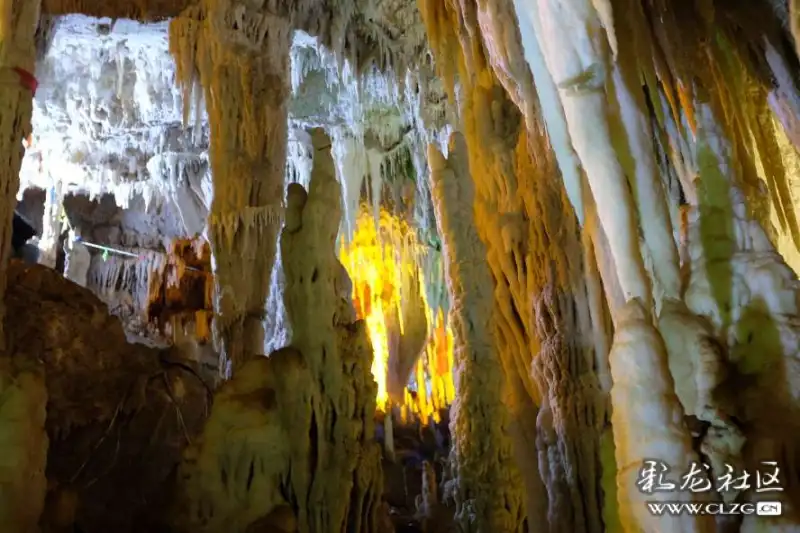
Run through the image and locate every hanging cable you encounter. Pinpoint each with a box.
[73,236,205,273]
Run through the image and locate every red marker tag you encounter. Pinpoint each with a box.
[12,67,38,95]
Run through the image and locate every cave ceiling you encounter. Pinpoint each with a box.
[22,0,446,242]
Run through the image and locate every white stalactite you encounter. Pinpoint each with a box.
[526,0,651,304]
[610,299,713,533]
[170,2,293,375]
[685,102,800,529]
[609,62,681,302]
[511,0,584,223]
[63,231,90,287]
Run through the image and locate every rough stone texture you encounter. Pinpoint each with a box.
[428,133,524,533]
[6,260,211,533]
[0,1,50,531]
[170,2,294,376]
[12,2,800,533]
[279,129,384,533]
[0,361,47,533]
[171,129,383,533]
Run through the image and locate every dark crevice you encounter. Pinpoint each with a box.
[246,460,255,492]
[309,410,319,477]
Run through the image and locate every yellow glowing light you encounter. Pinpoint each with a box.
[340,207,455,422]
[366,307,389,410]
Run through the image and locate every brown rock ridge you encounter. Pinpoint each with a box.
[6,260,211,533]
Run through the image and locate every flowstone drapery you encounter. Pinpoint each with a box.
[170,1,292,376]
[0,1,49,532]
[171,129,383,533]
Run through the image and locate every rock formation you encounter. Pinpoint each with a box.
[2,0,800,532]
[171,129,382,533]
[6,260,211,533]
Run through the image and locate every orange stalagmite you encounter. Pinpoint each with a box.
[340,206,454,421]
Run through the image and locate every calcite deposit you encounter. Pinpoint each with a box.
[0,0,800,532]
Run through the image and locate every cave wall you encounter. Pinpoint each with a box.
[6,260,211,533]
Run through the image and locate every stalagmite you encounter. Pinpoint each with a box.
[415,460,438,521]
[279,128,383,533]
[20,0,800,531]
[421,2,606,530]
[428,134,523,533]
[517,130,605,533]
[172,129,382,533]
[0,1,48,532]
[170,1,292,376]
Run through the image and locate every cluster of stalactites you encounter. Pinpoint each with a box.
[500,0,800,531]
[416,0,800,532]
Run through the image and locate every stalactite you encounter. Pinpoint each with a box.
[525,0,651,305]
[0,1,48,531]
[686,99,800,530]
[146,153,210,238]
[510,0,585,222]
[607,37,680,303]
[88,249,167,317]
[609,299,714,533]
[428,134,524,533]
[0,0,39,343]
[583,184,625,324]
[332,134,368,241]
[63,230,90,287]
[791,0,800,71]
[583,217,613,394]
[169,1,292,376]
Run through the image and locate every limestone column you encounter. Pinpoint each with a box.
[0,1,49,531]
[38,180,62,268]
[170,2,292,376]
[63,229,90,287]
[429,134,523,533]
